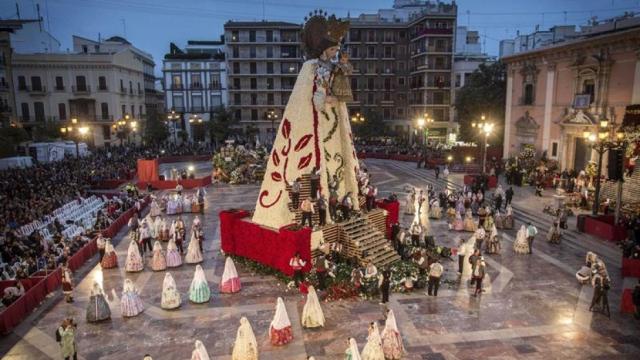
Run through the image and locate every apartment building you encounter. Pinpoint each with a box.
[223,21,302,142]
[163,39,227,140]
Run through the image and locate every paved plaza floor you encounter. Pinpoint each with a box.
[1,159,639,359]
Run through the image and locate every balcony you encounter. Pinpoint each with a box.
[170,84,184,91]
[72,85,91,95]
[119,86,127,94]
[54,85,65,92]
[411,28,454,39]
[26,86,48,96]
[190,83,203,90]
[208,83,221,90]
[128,89,134,96]
[97,85,109,92]
[137,89,144,96]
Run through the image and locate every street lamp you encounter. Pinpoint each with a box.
[188,114,204,142]
[60,121,91,157]
[266,109,279,143]
[112,114,137,146]
[167,108,181,144]
[583,119,626,216]
[351,112,365,123]
[471,115,494,174]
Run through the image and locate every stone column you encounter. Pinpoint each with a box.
[542,63,556,153]
[503,69,514,157]
[632,49,640,104]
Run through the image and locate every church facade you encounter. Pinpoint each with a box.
[502,21,640,172]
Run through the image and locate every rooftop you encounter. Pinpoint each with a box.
[224,21,301,29]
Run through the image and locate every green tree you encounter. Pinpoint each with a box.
[32,121,62,142]
[351,109,390,139]
[143,110,170,145]
[0,126,30,157]
[454,61,506,146]
[207,106,238,147]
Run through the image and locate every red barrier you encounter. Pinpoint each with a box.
[136,176,211,190]
[583,215,627,242]
[0,196,149,334]
[219,211,312,276]
[376,200,400,238]
[621,288,635,314]
[622,257,640,278]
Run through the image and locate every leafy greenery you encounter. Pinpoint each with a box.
[32,121,62,142]
[351,109,391,139]
[207,106,238,147]
[0,126,30,157]
[143,110,170,145]
[455,61,506,146]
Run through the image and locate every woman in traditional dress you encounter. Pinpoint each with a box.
[161,272,181,310]
[483,208,494,232]
[361,322,385,360]
[269,297,293,346]
[185,228,204,264]
[61,262,74,303]
[125,239,144,272]
[183,195,192,214]
[150,198,162,217]
[166,236,183,268]
[547,220,561,244]
[451,212,465,231]
[463,209,477,232]
[120,278,144,317]
[504,205,514,229]
[220,257,241,293]
[446,206,457,222]
[189,265,211,304]
[494,210,504,229]
[429,199,441,219]
[153,216,162,240]
[405,189,415,215]
[513,225,530,254]
[151,241,167,271]
[160,217,169,241]
[232,317,258,360]
[191,340,210,360]
[301,285,325,328]
[100,239,118,269]
[485,223,500,254]
[381,309,404,360]
[345,337,362,360]
[86,281,111,322]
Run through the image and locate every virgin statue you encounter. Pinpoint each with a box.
[252,11,359,229]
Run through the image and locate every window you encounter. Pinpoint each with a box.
[233,78,240,89]
[251,94,257,105]
[17,76,26,90]
[139,105,143,116]
[192,95,203,110]
[455,74,461,87]
[384,78,392,90]
[350,29,361,42]
[368,78,375,90]
[368,30,375,42]
[98,76,107,90]
[171,75,181,89]
[232,46,239,58]
[281,46,297,58]
[55,76,64,90]
[523,84,534,105]
[210,95,222,107]
[137,83,141,93]
[267,62,274,74]
[367,93,374,104]
[266,78,273,89]
[383,108,391,119]
[583,79,595,104]
[131,105,135,117]
[29,76,42,91]
[251,109,258,120]
[266,30,273,42]
[384,46,392,58]
[120,79,125,91]
[34,102,45,121]
[102,125,110,140]
[58,103,66,120]
[250,46,256,58]
[191,73,201,88]
[101,103,109,120]
[234,109,241,120]
[551,142,559,158]
[433,92,444,104]
[21,102,29,120]
[267,93,274,105]
[249,30,256,42]
[250,62,257,74]
[398,77,405,86]
[250,78,257,89]
[368,46,375,58]
[129,81,133,93]
[351,47,359,58]
[233,62,240,73]
[266,46,273,58]
[209,76,220,90]
[82,45,88,53]
[351,78,358,90]
[122,104,126,117]
[76,76,87,91]
[234,93,241,105]
[231,31,239,42]
[399,31,406,39]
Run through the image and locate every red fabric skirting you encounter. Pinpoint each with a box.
[583,216,627,242]
[219,211,312,276]
[0,196,149,334]
[376,200,399,238]
[622,257,640,278]
[137,159,160,182]
[621,288,635,314]
[136,176,211,190]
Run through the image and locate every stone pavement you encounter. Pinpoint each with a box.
[1,159,639,360]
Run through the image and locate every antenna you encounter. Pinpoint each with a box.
[466,10,470,27]
[16,2,20,19]
[36,3,42,31]
[121,18,127,38]
[45,0,53,52]
[262,0,265,21]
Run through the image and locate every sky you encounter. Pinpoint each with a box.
[2,0,640,76]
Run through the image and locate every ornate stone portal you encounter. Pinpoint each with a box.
[514,111,540,150]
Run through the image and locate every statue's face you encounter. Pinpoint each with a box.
[323,46,339,59]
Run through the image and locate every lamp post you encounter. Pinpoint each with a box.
[415,114,434,148]
[60,117,90,157]
[267,109,279,144]
[471,115,494,174]
[583,119,626,216]
[167,108,181,144]
[188,114,204,142]
[113,114,136,146]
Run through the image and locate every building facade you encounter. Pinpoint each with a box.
[345,0,457,141]
[163,39,227,140]
[12,48,147,147]
[502,19,640,172]
[223,21,302,143]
